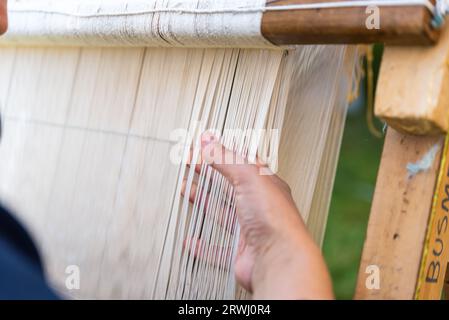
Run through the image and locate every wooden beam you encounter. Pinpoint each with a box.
[375,23,449,135]
[355,129,444,299]
[443,264,449,299]
[262,0,439,46]
[415,134,449,299]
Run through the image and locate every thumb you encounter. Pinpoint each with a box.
[200,132,258,186]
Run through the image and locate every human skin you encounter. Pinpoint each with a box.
[0,0,7,35]
[183,133,334,299]
[0,1,333,299]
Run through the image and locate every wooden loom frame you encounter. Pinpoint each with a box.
[349,8,449,300]
[262,0,449,300]
[355,130,449,299]
[3,0,449,299]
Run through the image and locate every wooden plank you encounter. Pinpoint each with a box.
[415,135,449,299]
[375,23,449,135]
[262,0,439,46]
[355,129,444,299]
[443,263,449,299]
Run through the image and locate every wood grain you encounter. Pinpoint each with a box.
[355,129,444,299]
[375,23,449,135]
[262,0,439,45]
[415,135,449,299]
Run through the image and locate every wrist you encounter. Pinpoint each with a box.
[250,220,334,299]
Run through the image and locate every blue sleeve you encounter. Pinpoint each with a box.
[0,205,59,300]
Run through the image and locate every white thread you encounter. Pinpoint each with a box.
[8,0,437,17]
[2,0,442,48]
[3,0,274,48]
[436,0,449,16]
[407,144,440,178]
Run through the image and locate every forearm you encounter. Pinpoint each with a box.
[251,220,334,300]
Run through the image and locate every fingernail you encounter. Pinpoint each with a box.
[201,132,217,148]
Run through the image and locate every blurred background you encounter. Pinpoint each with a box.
[322,45,384,299]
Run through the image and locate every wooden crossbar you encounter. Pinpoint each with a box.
[262,0,439,46]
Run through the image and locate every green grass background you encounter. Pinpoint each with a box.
[322,46,384,299]
[322,111,384,299]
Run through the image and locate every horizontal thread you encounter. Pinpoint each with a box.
[9,0,436,18]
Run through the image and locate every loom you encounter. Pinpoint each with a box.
[0,0,449,300]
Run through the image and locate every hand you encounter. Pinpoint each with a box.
[182,133,334,299]
[0,0,7,35]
